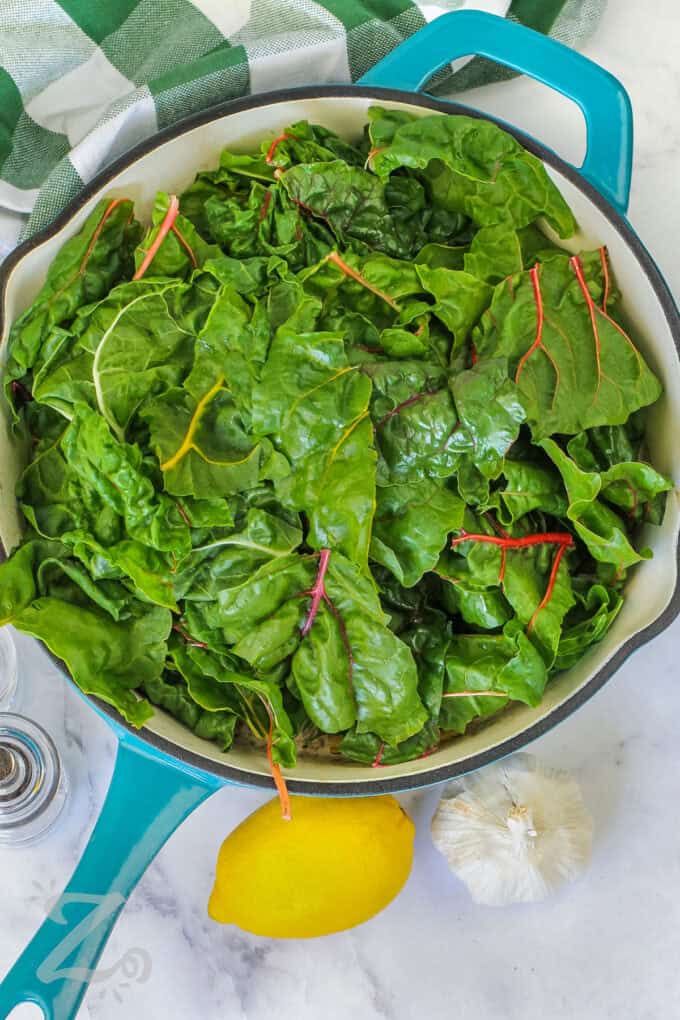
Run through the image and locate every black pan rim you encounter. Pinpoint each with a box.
[2,83,679,796]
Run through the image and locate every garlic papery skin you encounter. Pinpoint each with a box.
[430,753,593,906]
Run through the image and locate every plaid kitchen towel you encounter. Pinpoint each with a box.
[0,0,604,260]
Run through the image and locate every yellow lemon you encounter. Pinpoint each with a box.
[208,794,415,938]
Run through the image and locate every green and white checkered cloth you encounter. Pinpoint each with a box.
[0,0,604,261]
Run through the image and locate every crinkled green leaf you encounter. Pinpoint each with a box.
[493,459,569,524]
[62,404,191,554]
[370,112,577,238]
[415,265,492,346]
[370,478,464,587]
[473,251,662,438]
[143,671,237,752]
[364,360,459,483]
[280,160,464,260]
[5,199,141,417]
[449,358,526,478]
[463,224,556,284]
[541,437,648,569]
[437,550,513,629]
[441,620,547,734]
[15,597,170,727]
[142,383,266,499]
[253,321,376,568]
[204,552,426,746]
[554,583,623,671]
[169,641,296,766]
[134,191,220,279]
[261,119,365,169]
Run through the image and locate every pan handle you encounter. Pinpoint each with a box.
[358,10,633,215]
[0,733,221,1020]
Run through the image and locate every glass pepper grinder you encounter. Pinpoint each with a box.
[0,714,68,847]
[0,627,18,711]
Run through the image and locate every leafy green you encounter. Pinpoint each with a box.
[5,199,141,418]
[463,224,556,284]
[473,251,662,438]
[371,479,464,587]
[134,192,220,279]
[540,438,657,569]
[369,110,577,238]
[0,538,170,725]
[493,459,569,524]
[415,265,492,345]
[280,157,470,260]
[364,360,460,483]
[441,620,548,733]
[0,108,667,784]
[252,315,376,569]
[554,583,623,670]
[449,358,526,479]
[143,672,238,751]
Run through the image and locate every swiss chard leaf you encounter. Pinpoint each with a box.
[339,719,440,766]
[441,620,547,733]
[62,404,191,555]
[463,224,557,284]
[134,191,220,279]
[449,358,526,479]
[554,583,623,671]
[280,160,463,259]
[493,459,569,525]
[415,265,492,346]
[473,251,662,438]
[144,672,238,752]
[203,551,427,746]
[253,319,376,569]
[31,278,195,437]
[540,437,651,569]
[5,199,141,415]
[176,507,302,601]
[567,429,670,523]
[363,360,460,484]
[370,478,464,587]
[437,550,513,630]
[261,120,365,169]
[142,382,267,499]
[279,160,411,257]
[15,596,170,727]
[170,642,296,767]
[369,110,577,238]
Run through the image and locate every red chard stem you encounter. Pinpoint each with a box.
[325,251,400,311]
[170,223,197,267]
[298,549,354,694]
[265,132,295,165]
[527,542,568,633]
[133,194,180,281]
[300,548,331,637]
[259,190,272,221]
[451,530,574,629]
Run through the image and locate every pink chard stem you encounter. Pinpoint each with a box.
[133,194,180,281]
[298,548,354,690]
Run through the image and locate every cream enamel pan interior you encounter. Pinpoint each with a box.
[1,90,679,792]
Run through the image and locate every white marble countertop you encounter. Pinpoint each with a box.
[2,2,679,1018]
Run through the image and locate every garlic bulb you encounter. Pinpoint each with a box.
[431,753,592,905]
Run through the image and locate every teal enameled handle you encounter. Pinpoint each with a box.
[0,734,221,1020]
[358,10,633,214]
